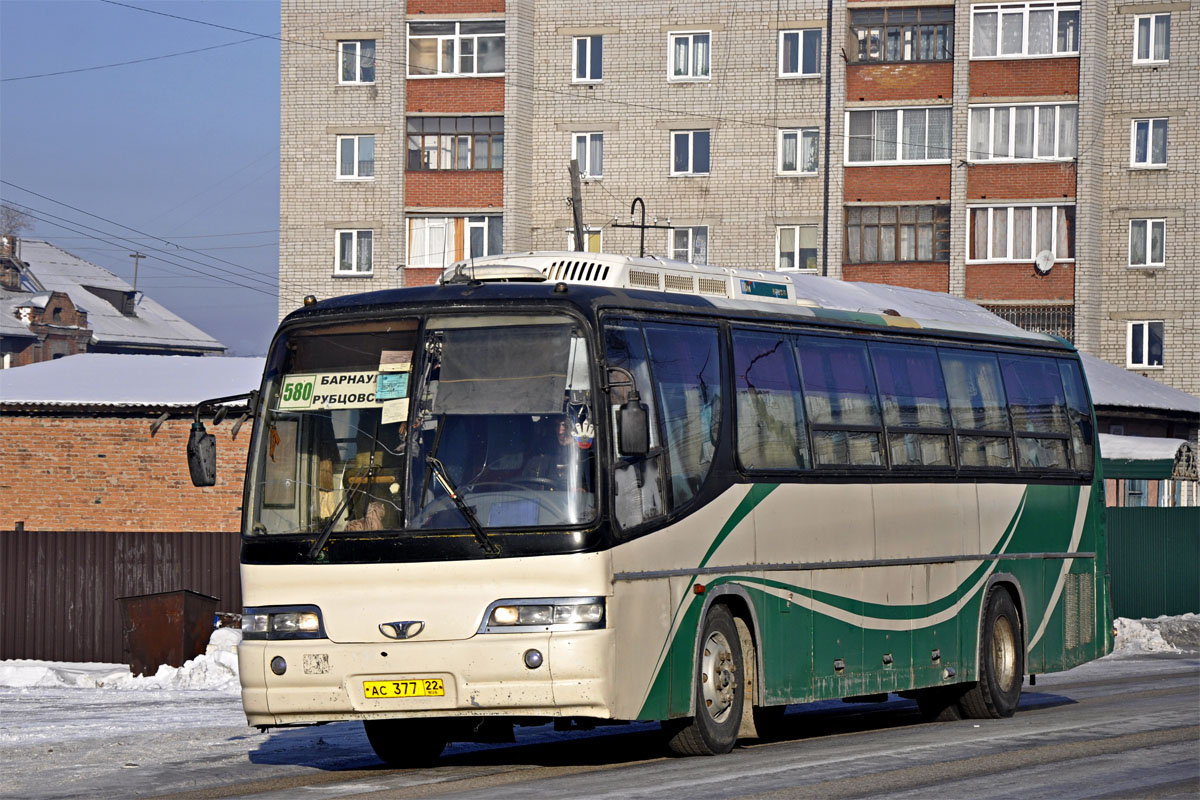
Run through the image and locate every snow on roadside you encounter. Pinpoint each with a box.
[1109,613,1198,656]
[0,627,241,692]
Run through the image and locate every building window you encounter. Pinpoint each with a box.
[669,31,710,80]
[339,40,376,84]
[1127,321,1164,368]
[1131,118,1168,167]
[777,225,818,271]
[337,135,375,179]
[971,2,1079,58]
[574,132,604,179]
[574,35,603,82]
[335,230,373,275]
[779,29,821,76]
[1134,13,1170,63]
[407,117,503,170]
[670,226,708,263]
[779,128,819,175]
[846,206,950,263]
[408,21,505,77]
[409,215,502,269]
[968,104,1078,161]
[849,7,954,63]
[671,130,711,175]
[1129,219,1165,268]
[968,204,1075,262]
[567,227,603,252]
[846,108,952,164]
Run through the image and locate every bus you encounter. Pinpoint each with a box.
[197,251,1110,764]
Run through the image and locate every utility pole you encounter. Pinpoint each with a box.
[568,160,586,252]
[129,251,146,292]
[612,197,673,258]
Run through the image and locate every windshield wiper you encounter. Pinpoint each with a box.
[425,455,500,556]
[307,465,366,560]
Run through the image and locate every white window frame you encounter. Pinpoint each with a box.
[338,40,375,85]
[566,227,604,253]
[336,134,375,180]
[970,1,1080,59]
[573,132,604,179]
[668,31,711,81]
[1133,13,1170,63]
[1128,219,1165,268]
[844,107,953,165]
[668,225,709,264]
[1130,118,1168,168]
[407,21,505,78]
[967,103,1078,162]
[778,29,822,77]
[573,35,602,83]
[776,224,819,271]
[334,229,373,275]
[671,130,711,176]
[966,203,1075,263]
[1126,320,1164,369]
[778,128,820,175]
[408,218,451,269]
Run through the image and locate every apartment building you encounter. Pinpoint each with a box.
[280,0,1198,395]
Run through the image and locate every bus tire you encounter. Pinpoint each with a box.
[363,718,448,767]
[959,587,1024,719]
[665,604,744,756]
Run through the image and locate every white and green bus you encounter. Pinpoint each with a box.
[204,251,1109,763]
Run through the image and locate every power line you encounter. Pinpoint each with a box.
[1,36,268,82]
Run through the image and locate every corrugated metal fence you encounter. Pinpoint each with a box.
[1107,508,1200,619]
[0,530,241,664]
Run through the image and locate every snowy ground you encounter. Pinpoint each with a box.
[0,616,1195,798]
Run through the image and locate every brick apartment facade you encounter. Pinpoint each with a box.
[280,0,1198,397]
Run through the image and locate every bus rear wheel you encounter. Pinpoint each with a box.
[665,604,744,756]
[960,587,1024,719]
[363,718,448,768]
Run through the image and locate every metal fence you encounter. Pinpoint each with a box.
[0,530,241,664]
[980,303,1075,342]
[1107,508,1200,619]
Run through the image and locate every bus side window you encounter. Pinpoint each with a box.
[869,342,953,468]
[794,336,884,467]
[643,322,724,507]
[1000,355,1072,471]
[939,349,1013,469]
[731,328,810,471]
[1058,360,1095,473]
[604,321,666,531]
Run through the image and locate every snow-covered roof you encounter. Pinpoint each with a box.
[4,240,225,353]
[1098,433,1190,461]
[1080,352,1200,415]
[0,354,265,407]
[0,287,36,339]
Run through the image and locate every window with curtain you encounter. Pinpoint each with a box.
[1134,14,1170,62]
[669,31,710,79]
[574,132,604,179]
[335,229,373,275]
[779,28,822,75]
[1131,118,1168,166]
[968,104,1077,160]
[779,128,819,174]
[845,108,951,163]
[1129,219,1165,267]
[971,2,1079,58]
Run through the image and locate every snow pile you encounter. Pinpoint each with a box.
[0,628,242,691]
[1110,615,1190,655]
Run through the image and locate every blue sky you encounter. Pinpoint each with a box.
[1,0,280,355]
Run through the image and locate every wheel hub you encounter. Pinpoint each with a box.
[700,629,737,722]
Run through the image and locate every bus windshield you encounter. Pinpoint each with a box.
[249,314,597,539]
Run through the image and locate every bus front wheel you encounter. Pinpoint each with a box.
[363,718,448,768]
[960,587,1024,719]
[665,604,744,756]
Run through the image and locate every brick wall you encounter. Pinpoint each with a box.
[967,163,1076,200]
[844,165,952,203]
[965,263,1076,302]
[0,413,250,533]
[407,78,505,113]
[405,169,504,207]
[847,63,953,102]
[970,58,1079,98]
[408,0,503,13]
[843,263,950,292]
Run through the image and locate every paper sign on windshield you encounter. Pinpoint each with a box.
[278,371,382,410]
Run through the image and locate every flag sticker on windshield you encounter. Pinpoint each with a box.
[277,371,382,410]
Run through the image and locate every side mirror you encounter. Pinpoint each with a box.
[187,421,217,487]
[618,394,650,457]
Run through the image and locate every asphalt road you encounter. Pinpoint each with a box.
[4,652,1196,799]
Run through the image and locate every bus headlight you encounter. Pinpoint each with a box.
[242,606,326,640]
[481,597,606,633]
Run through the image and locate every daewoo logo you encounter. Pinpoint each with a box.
[379,621,425,640]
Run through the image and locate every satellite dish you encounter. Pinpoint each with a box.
[1034,250,1055,275]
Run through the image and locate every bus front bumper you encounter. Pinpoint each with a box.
[239,629,616,726]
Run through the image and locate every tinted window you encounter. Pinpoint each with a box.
[1000,355,1070,470]
[940,349,1012,469]
[604,321,665,529]
[644,322,723,507]
[796,337,884,466]
[1058,360,1095,472]
[732,329,810,471]
[870,342,953,467]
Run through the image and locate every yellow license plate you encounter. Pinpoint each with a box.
[363,678,445,699]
